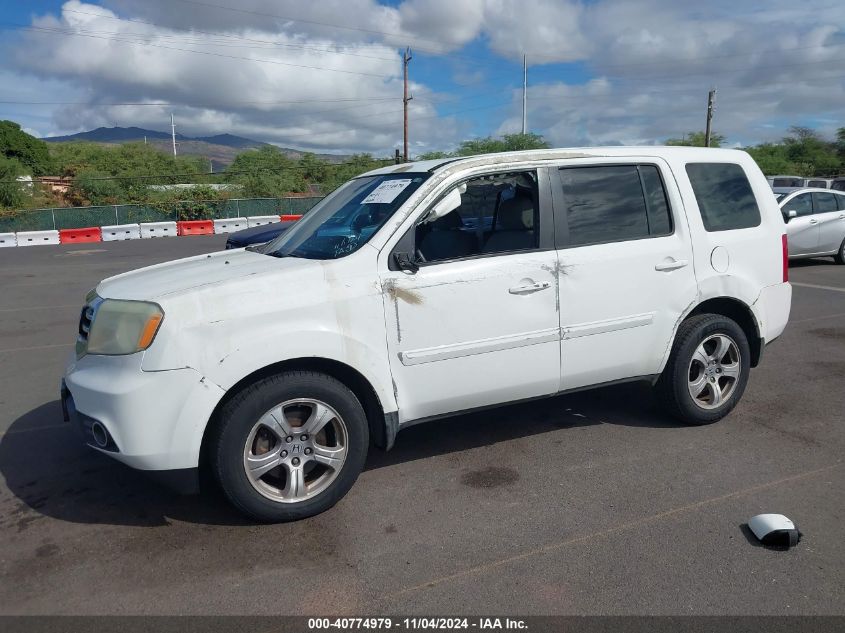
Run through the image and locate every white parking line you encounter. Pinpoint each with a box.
[791,282,845,294]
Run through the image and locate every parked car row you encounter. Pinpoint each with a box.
[767,175,845,190]
[778,188,845,263]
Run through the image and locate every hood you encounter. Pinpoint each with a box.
[96,248,316,300]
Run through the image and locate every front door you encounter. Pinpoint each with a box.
[379,169,561,423]
[783,193,819,255]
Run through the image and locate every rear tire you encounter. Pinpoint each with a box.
[834,238,845,265]
[210,371,369,522]
[656,314,751,425]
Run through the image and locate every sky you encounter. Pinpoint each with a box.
[0,0,844,156]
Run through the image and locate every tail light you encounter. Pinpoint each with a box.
[782,234,789,282]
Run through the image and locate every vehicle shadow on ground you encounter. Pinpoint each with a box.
[0,382,679,528]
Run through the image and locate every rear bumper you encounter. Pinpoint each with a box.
[62,352,226,472]
[754,282,792,344]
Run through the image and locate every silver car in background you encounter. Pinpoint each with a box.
[779,188,845,263]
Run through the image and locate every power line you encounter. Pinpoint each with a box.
[7,24,397,78]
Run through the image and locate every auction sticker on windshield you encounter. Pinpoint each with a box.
[362,179,412,204]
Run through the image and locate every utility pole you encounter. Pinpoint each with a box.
[170,112,177,156]
[403,47,412,162]
[704,88,716,147]
[522,54,527,135]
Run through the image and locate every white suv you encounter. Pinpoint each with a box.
[62,147,791,522]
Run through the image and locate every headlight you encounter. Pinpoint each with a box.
[86,298,164,355]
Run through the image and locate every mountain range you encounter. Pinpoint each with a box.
[42,126,348,170]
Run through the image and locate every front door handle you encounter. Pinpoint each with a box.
[509,281,551,294]
[654,258,689,272]
[809,219,818,225]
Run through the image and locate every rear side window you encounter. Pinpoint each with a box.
[686,163,761,232]
[814,192,838,213]
[806,180,827,188]
[559,164,673,247]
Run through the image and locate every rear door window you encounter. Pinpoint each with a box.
[813,192,838,213]
[686,163,761,232]
[559,164,673,247]
[836,193,845,211]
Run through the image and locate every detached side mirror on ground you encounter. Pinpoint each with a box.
[748,513,801,548]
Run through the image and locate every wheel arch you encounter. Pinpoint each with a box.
[684,297,762,367]
[200,357,394,474]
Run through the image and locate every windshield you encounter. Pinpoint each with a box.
[260,173,429,259]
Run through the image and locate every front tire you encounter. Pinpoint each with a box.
[210,371,369,522]
[656,314,751,425]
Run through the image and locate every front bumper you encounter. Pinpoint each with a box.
[62,352,226,473]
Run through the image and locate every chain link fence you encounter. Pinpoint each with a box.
[0,197,324,232]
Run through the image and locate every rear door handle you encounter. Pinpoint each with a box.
[509,281,551,294]
[654,258,688,272]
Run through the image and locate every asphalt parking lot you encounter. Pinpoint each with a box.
[0,236,843,615]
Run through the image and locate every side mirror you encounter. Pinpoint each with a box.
[393,252,418,274]
[423,183,467,224]
[786,209,798,220]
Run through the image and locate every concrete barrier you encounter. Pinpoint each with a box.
[101,224,142,241]
[139,221,178,238]
[247,215,280,228]
[60,227,102,244]
[177,220,214,236]
[213,218,249,234]
[0,232,17,248]
[16,230,61,246]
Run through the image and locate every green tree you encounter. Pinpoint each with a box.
[665,131,725,148]
[780,126,840,176]
[227,145,307,196]
[0,120,52,176]
[0,155,26,208]
[456,132,550,156]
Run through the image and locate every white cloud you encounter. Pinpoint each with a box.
[1,0,844,154]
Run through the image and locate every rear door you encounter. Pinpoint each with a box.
[813,191,845,254]
[782,193,819,255]
[552,159,698,390]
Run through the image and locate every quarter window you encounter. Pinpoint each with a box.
[686,163,761,232]
[559,164,673,247]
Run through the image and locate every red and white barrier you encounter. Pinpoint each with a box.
[101,224,141,241]
[3,213,304,248]
[177,220,214,236]
[213,217,248,234]
[247,215,280,228]
[60,227,102,244]
[16,230,61,246]
[139,221,177,238]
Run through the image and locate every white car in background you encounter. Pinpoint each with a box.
[779,188,845,263]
